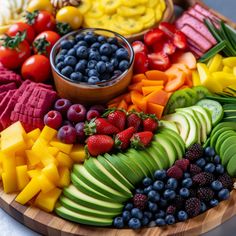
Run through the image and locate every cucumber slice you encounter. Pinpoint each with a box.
[197,99,224,126]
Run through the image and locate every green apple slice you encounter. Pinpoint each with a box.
[215,130,236,154]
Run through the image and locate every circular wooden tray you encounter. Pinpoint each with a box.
[0,185,236,236]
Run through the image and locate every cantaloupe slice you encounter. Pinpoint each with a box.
[132,73,147,83]
[127,104,141,112]
[147,103,164,119]
[164,71,185,92]
[145,90,169,106]
[145,70,168,84]
[142,86,164,96]
[141,80,164,86]
[131,91,147,112]
[117,100,128,110]
[172,52,197,69]
[128,82,143,92]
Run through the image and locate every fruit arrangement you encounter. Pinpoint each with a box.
[1,0,236,235]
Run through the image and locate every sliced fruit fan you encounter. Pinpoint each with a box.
[1,0,236,235]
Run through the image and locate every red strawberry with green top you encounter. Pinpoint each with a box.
[105,109,126,131]
[86,135,114,156]
[133,52,149,74]
[115,127,135,150]
[131,131,153,149]
[143,115,158,132]
[84,118,119,135]
[127,112,142,132]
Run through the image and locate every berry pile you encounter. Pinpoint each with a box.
[55,31,130,84]
[113,144,233,229]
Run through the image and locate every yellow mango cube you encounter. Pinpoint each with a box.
[34,188,62,212]
[15,150,26,159]
[2,172,18,193]
[15,177,41,205]
[0,166,3,180]
[70,145,87,163]
[223,57,236,67]
[25,150,41,166]
[50,140,73,154]
[27,128,41,141]
[192,71,201,86]
[38,174,55,193]
[25,139,34,149]
[1,122,26,153]
[27,169,41,179]
[39,126,57,142]
[47,147,59,156]
[208,54,223,72]
[56,152,73,169]
[223,66,233,73]
[42,163,60,184]
[212,72,236,88]
[58,167,70,187]
[16,165,30,190]
[15,156,26,166]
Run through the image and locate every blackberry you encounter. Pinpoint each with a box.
[171,195,185,210]
[192,172,214,186]
[185,143,203,162]
[189,164,202,176]
[166,205,176,215]
[197,187,214,202]
[185,197,201,217]
[218,173,233,190]
[133,194,148,210]
[189,188,197,197]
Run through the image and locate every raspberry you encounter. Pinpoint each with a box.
[192,172,214,186]
[167,166,183,180]
[218,174,233,190]
[166,205,176,215]
[197,187,214,202]
[185,143,203,162]
[133,193,148,210]
[185,197,201,217]
[189,164,202,176]
[175,159,190,171]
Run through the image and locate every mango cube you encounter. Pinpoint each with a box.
[47,147,59,156]
[50,140,73,154]
[58,167,70,187]
[70,145,87,163]
[25,150,41,166]
[38,174,55,193]
[34,188,62,212]
[16,165,30,190]
[39,126,57,142]
[56,152,73,169]
[25,139,34,149]
[2,172,18,193]
[26,128,41,141]
[27,169,41,179]
[42,163,60,184]
[15,156,26,166]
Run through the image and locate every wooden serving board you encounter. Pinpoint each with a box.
[0,185,236,236]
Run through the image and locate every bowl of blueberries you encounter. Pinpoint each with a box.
[50,28,134,105]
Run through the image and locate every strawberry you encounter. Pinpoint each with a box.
[173,31,187,50]
[159,22,177,38]
[163,41,176,55]
[144,28,165,46]
[115,127,135,150]
[143,116,158,132]
[148,52,171,71]
[105,109,126,131]
[127,112,142,132]
[84,118,119,135]
[132,41,148,54]
[133,52,149,74]
[131,131,153,149]
[152,38,166,53]
[86,135,114,156]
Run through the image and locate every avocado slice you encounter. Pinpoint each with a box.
[159,120,179,134]
[55,204,113,226]
[84,158,132,197]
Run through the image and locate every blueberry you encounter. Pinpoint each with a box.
[101,55,109,62]
[75,60,87,73]
[214,155,221,164]
[165,215,175,225]
[75,34,84,42]
[179,188,190,198]
[99,43,112,56]
[144,185,153,194]
[177,211,188,221]
[124,203,133,211]
[60,39,73,49]
[91,42,101,49]
[96,61,106,74]
[216,164,224,174]
[83,76,88,82]
[67,48,76,56]
[98,35,106,43]
[70,72,83,81]
[84,34,97,44]
[122,210,131,222]
[200,202,207,212]
[144,211,153,219]
[116,48,129,60]
[113,217,124,228]
[210,199,219,207]
[60,49,68,55]
[89,47,98,53]
[88,76,100,84]
[76,46,89,59]
[154,170,166,180]
[87,60,97,69]
[218,188,230,200]
[111,58,119,67]
[119,60,129,71]
[205,147,215,157]
[143,177,153,187]
[108,37,118,44]
[105,62,114,73]
[148,190,160,203]
[56,62,65,71]
[184,172,191,179]
[166,178,178,190]
[61,66,73,77]
[148,202,158,212]
[76,40,88,47]
[159,198,168,208]
[204,163,215,173]
[155,218,166,226]
[153,180,164,191]
[100,73,111,81]
[211,180,223,191]
[128,218,141,229]
[64,56,77,67]
[89,51,101,61]
[135,188,144,194]
[196,158,206,168]
[182,178,193,188]
[111,44,118,53]
[55,54,65,64]
[141,216,149,226]
[163,189,176,200]
[155,210,165,219]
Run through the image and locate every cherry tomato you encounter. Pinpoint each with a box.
[33,31,60,56]
[6,22,35,44]
[21,55,51,83]
[27,0,53,14]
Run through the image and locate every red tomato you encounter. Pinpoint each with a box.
[33,31,60,56]
[6,22,35,43]
[21,55,51,82]
[0,40,31,70]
